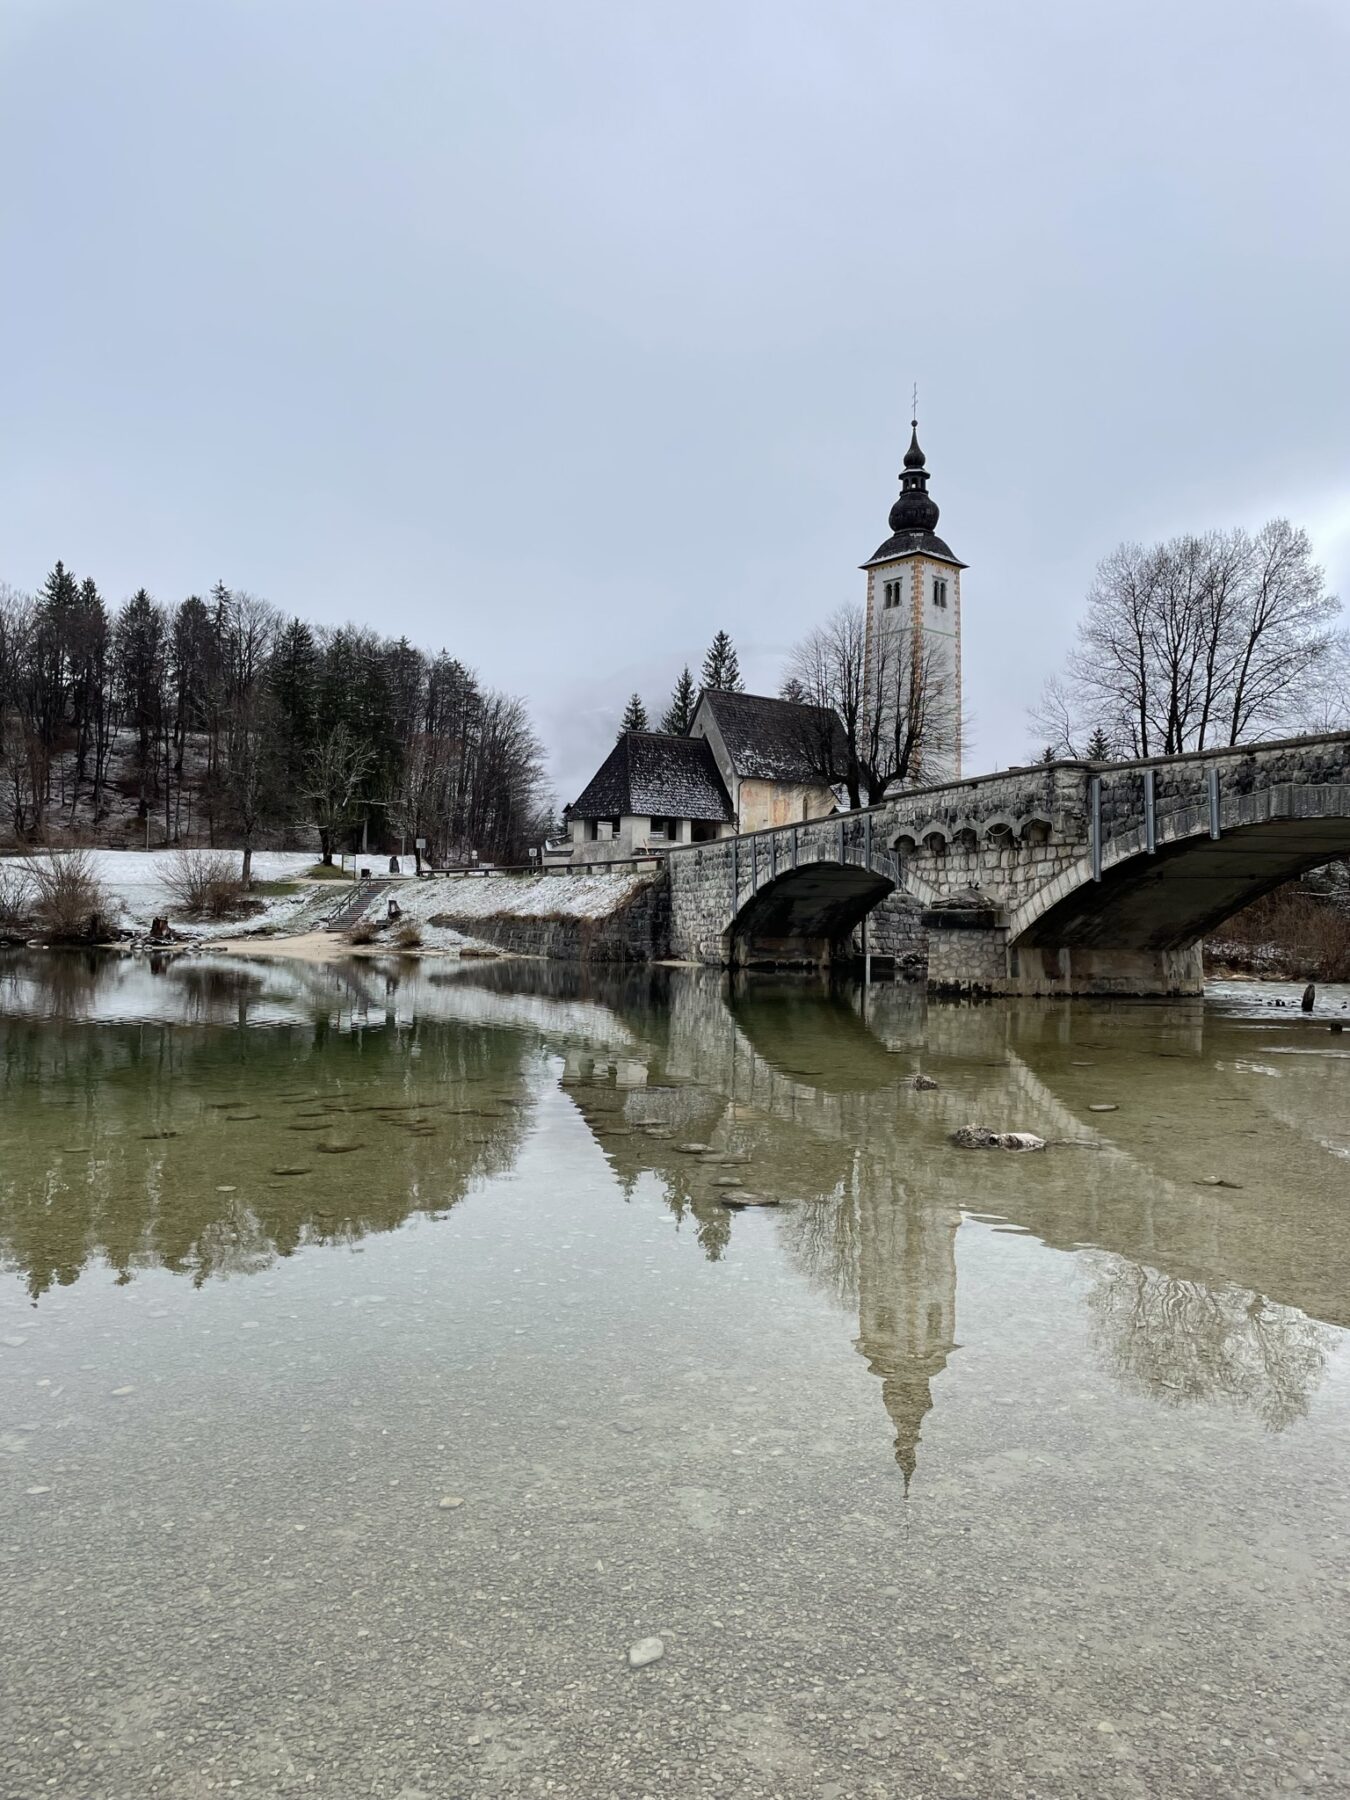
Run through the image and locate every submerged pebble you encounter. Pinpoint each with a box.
[627,1637,664,1669]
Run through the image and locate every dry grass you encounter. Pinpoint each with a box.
[161,849,256,920]
[1212,885,1350,981]
[22,850,115,943]
[346,922,380,946]
[393,922,423,950]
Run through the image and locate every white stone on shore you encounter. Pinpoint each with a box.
[628,1636,664,1668]
[437,1495,465,1510]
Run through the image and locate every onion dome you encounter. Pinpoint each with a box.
[888,420,940,533]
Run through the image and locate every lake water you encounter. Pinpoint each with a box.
[2,950,1349,1799]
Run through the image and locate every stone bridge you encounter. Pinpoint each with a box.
[665,731,1350,995]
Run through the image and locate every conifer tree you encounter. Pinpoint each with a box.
[1085,726,1112,761]
[619,692,649,734]
[779,676,808,704]
[660,666,697,735]
[700,630,743,693]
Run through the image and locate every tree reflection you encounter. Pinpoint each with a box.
[1085,1259,1332,1431]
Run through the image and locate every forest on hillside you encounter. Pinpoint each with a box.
[0,564,551,864]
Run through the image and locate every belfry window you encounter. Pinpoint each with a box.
[932,576,948,610]
[883,579,902,610]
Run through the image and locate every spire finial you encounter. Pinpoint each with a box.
[911,380,918,428]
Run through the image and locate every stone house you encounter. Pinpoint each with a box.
[690,689,847,832]
[564,730,734,864]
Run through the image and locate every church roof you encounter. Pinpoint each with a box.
[862,419,966,569]
[862,528,966,569]
[570,731,733,823]
[695,689,850,784]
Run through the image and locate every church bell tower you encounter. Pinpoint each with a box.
[861,418,965,780]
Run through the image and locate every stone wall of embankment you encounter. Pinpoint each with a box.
[427,870,670,963]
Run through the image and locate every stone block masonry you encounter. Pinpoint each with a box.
[663,732,1350,996]
[426,870,670,963]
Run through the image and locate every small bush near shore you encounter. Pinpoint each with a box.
[23,850,115,943]
[347,922,380,946]
[0,860,34,935]
[394,922,423,950]
[161,850,257,920]
[1211,886,1350,982]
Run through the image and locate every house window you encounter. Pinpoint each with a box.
[883,578,903,610]
[608,817,622,839]
[932,576,948,610]
[649,817,669,838]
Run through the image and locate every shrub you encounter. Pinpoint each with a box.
[1215,885,1350,982]
[23,850,115,943]
[0,860,34,935]
[347,922,380,946]
[394,922,423,950]
[161,850,255,920]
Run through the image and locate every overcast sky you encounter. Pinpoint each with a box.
[4,0,1348,803]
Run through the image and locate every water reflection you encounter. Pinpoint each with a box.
[0,948,1345,1477]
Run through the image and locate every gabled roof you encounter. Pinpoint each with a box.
[570,731,733,823]
[694,689,849,784]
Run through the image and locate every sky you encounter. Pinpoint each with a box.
[3,0,1348,805]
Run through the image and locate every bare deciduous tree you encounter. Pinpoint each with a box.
[1034,520,1343,758]
[784,602,961,804]
[304,724,376,865]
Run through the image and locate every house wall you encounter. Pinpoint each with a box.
[737,778,838,832]
[690,708,740,817]
[569,814,725,865]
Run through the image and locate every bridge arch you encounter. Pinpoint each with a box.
[1010,781,1350,950]
[723,860,897,965]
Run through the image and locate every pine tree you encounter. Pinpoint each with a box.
[700,630,743,693]
[619,693,649,734]
[1085,726,1112,762]
[779,676,808,704]
[660,667,697,735]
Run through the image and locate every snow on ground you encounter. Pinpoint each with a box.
[353,868,655,929]
[0,848,329,939]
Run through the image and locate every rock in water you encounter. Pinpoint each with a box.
[720,1193,781,1209]
[1302,983,1316,1013]
[949,1125,1047,1152]
[1087,1103,1119,1113]
[911,1075,939,1091]
[627,1637,664,1669]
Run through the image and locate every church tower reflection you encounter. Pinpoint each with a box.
[853,1182,960,1494]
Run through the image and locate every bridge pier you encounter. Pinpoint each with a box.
[926,915,1204,998]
